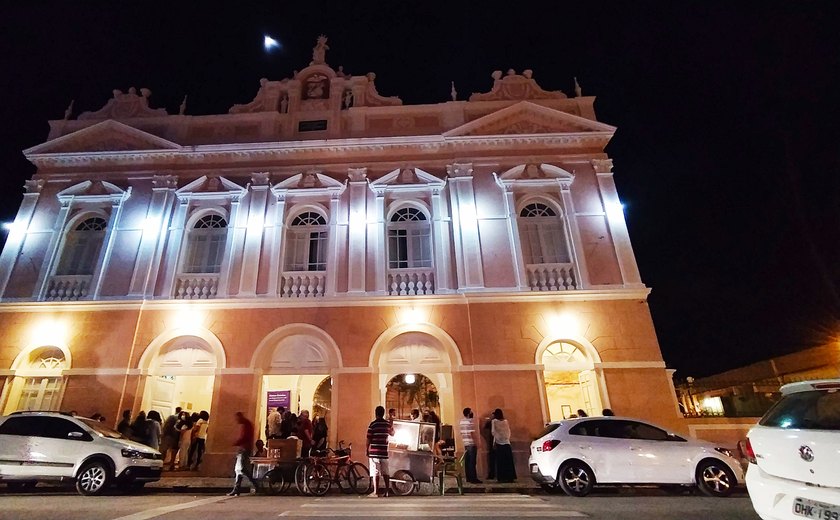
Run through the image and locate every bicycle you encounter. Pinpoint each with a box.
[301,441,372,496]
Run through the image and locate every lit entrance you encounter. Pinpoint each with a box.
[258,374,331,437]
[140,338,218,418]
[541,341,603,420]
[385,373,440,421]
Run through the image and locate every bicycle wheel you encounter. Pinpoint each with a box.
[390,469,416,496]
[336,464,355,494]
[348,462,372,495]
[263,468,284,495]
[295,461,310,495]
[305,463,331,496]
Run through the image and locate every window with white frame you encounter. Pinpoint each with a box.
[55,216,107,276]
[285,211,328,271]
[387,207,432,269]
[16,348,66,412]
[183,214,228,274]
[518,202,571,264]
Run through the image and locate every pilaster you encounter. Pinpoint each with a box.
[0,180,44,298]
[238,173,270,296]
[593,159,643,288]
[347,169,368,294]
[129,175,177,297]
[446,163,484,290]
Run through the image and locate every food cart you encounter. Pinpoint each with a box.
[388,419,437,493]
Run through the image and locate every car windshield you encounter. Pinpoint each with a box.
[760,389,840,430]
[79,418,124,439]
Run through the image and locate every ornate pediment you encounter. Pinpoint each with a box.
[24,120,181,155]
[495,163,575,190]
[176,175,246,201]
[370,167,445,194]
[445,101,615,137]
[78,87,168,120]
[272,171,345,199]
[56,180,129,205]
[469,69,567,102]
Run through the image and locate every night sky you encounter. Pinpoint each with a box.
[1,2,838,378]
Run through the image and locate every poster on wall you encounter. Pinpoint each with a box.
[267,390,291,410]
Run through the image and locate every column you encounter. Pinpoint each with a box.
[446,163,485,290]
[325,192,341,296]
[592,159,643,288]
[238,172,270,296]
[218,197,243,297]
[500,185,529,291]
[266,191,287,297]
[159,197,190,298]
[559,180,591,289]
[431,188,454,292]
[347,169,368,294]
[34,199,73,300]
[129,175,177,297]
[0,179,44,297]
[92,188,132,298]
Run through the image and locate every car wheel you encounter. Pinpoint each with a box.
[558,461,595,497]
[695,460,736,497]
[76,460,112,496]
[540,481,564,494]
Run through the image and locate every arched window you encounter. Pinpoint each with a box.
[518,202,570,264]
[286,212,328,271]
[183,214,228,274]
[55,217,107,276]
[388,207,432,269]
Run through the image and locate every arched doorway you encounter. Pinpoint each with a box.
[251,325,341,444]
[539,340,604,420]
[385,373,440,421]
[370,324,462,426]
[139,331,225,419]
[2,346,69,415]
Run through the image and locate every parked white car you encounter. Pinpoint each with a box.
[0,411,163,495]
[529,416,743,497]
[746,379,840,520]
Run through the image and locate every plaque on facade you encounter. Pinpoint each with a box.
[298,120,328,132]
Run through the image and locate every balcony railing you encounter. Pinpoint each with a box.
[174,274,219,299]
[279,271,326,298]
[387,268,435,296]
[525,263,577,291]
[45,275,92,301]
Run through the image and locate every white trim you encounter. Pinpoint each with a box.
[595,361,666,369]
[137,326,227,370]
[334,366,375,374]
[0,287,653,313]
[61,368,127,376]
[459,364,542,372]
[368,322,464,368]
[249,323,343,370]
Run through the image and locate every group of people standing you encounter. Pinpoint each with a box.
[117,407,210,471]
[265,406,329,457]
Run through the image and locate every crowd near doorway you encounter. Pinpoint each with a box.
[257,374,331,438]
[541,340,603,420]
[385,373,440,421]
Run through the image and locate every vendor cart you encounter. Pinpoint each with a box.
[387,419,438,495]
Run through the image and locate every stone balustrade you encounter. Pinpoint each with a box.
[526,263,577,291]
[44,275,92,301]
[387,269,435,296]
[174,275,219,299]
[279,271,326,298]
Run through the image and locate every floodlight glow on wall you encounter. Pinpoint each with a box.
[399,306,424,325]
[457,203,477,228]
[2,221,23,233]
[545,312,580,337]
[172,304,205,329]
[29,319,69,349]
[404,373,416,384]
[349,209,366,233]
[142,217,161,238]
[605,201,626,222]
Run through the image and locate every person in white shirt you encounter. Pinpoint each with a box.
[410,409,421,422]
[266,406,284,439]
[459,407,481,484]
[491,408,516,483]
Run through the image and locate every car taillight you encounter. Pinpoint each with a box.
[744,438,756,465]
[813,382,840,390]
[542,439,561,452]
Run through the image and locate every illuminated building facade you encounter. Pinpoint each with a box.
[0,43,680,475]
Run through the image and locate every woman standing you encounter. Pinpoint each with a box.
[175,411,193,470]
[491,408,516,483]
[145,411,163,451]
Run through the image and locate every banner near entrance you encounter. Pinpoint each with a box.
[267,390,291,409]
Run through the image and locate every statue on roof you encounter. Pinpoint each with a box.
[311,35,329,65]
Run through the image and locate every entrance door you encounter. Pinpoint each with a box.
[149,376,176,417]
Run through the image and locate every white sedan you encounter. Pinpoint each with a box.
[746,380,840,520]
[529,416,744,497]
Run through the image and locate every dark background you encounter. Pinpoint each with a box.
[1,2,838,377]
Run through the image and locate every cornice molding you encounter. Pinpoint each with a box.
[26,132,614,170]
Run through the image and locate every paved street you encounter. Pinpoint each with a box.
[0,488,760,520]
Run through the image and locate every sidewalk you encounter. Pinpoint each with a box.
[147,472,540,495]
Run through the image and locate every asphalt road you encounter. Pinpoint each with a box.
[0,487,761,520]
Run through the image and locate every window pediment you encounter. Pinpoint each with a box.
[370,167,444,195]
[444,101,615,138]
[57,180,129,206]
[176,175,246,201]
[25,120,181,155]
[495,163,575,191]
[272,171,345,199]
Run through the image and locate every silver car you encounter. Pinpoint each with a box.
[0,411,163,495]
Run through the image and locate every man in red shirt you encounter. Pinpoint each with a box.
[227,411,257,496]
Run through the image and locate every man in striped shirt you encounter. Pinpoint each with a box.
[459,407,481,484]
[366,405,394,497]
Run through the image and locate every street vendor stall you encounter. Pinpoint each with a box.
[387,419,437,493]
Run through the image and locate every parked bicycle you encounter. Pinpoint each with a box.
[298,441,372,496]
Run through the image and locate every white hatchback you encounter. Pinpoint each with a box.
[0,411,163,495]
[529,416,744,497]
[746,380,840,520]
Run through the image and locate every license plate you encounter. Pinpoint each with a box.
[530,464,539,474]
[793,497,840,520]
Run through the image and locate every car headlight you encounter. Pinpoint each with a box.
[714,447,735,458]
[121,448,143,459]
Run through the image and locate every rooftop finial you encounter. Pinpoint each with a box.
[311,35,329,65]
[63,100,74,120]
[574,77,583,97]
[450,81,457,102]
[179,95,188,115]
